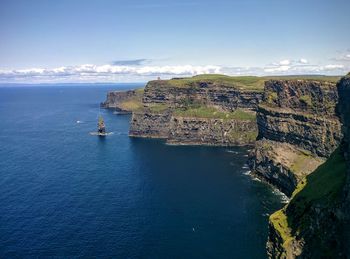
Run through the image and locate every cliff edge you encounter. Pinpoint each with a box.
[249,79,342,196]
[267,74,350,258]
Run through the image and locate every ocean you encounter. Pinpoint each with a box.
[0,84,283,258]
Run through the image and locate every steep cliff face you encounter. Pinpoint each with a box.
[167,116,257,146]
[249,80,341,196]
[128,75,262,146]
[249,140,324,196]
[257,105,341,157]
[267,74,350,258]
[102,89,144,113]
[143,80,264,111]
[129,110,171,138]
[337,74,350,256]
[264,80,337,115]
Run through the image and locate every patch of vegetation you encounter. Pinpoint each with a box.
[299,95,312,107]
[228,129,258,143]
[174,106,256,121]
[152,74,340,91]
[289,149,313,174]
[289,147,346,211]
[119,99,143,111]
[270,210,293,248]
[147,103,169,113]
[118,89,144,112]
[270,147,347,251]
[266,92,278,104]
[266,75,340,83]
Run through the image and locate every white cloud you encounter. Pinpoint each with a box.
[0,64,222,83]
[0,59,348,83]
[323,64,344,70]
[332,52,350,62]
[279,59,291,66]
[264,65,290,73]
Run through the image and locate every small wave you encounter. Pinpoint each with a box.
[243,170,251,176]
[226,150,239,154]
[76,120,83,124]
[271,189,290,203]
[252,177,261,182]
[89,132,114,136]
[262,213,270,217]
[242,165,249,169]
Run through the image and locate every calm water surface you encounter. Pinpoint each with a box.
[0,84,283,258]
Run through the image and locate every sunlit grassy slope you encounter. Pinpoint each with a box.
[154,74,341,91]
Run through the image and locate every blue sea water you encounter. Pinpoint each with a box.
[0,84,283,258]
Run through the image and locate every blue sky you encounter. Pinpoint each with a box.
[1,0,350,83]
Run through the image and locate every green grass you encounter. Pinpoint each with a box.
[117,88,144,112]
[270,210,293,248]
[299,95,312,107]
[266,92,278,104]
[147,103,169,113]
[228,130,258,143]
[289,150,312,174]
[118,99,143,111]
[270,147,347,251]
[173,106,256,121]
[164,75,266,91]
[150,74,341,91]
[289,147,346,209]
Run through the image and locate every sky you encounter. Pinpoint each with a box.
[0,0,350,83]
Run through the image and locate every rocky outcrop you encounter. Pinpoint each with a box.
[266,74,350,258]
[143,80,263,111]
[249,80,342,196]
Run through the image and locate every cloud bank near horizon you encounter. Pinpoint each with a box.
[0,58,349,83]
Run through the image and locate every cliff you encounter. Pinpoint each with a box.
[101,88,144,113]
[267,74,350,258]
[336,73,350,256]
[249,79,342,196]
[128,75,263,146]
[142,76,264,111]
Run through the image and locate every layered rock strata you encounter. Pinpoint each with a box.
[127,77,262,146]
[249,80,342,196]
[266,74,350,258]
[142,80,263,111]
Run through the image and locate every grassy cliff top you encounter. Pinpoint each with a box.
[116,88,144,112]
[148,74,341,91]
